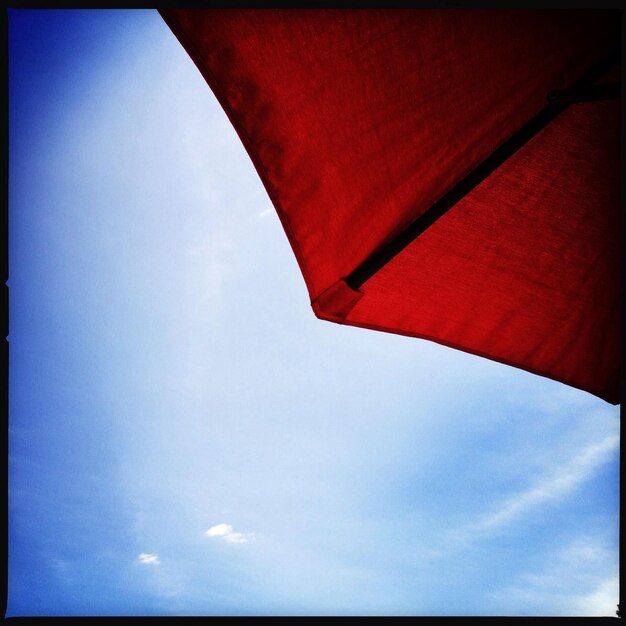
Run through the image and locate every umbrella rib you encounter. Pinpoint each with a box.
[345,46,620,292]
[547,81,620,104]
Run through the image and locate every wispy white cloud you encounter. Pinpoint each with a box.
[488,434,616,525]
[258,207,273,218]
[137,552,161,565]
[491,538,618,616]
[573,576,619,617]
[458,434,618,541]
[48,556,75,586]
[206,522,255,544]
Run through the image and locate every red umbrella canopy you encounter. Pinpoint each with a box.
[161,9,620,404]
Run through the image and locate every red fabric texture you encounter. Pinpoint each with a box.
[161,9,620,403]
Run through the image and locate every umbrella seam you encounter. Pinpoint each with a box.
[345,45,621,291]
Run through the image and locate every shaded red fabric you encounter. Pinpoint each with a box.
[161,9,620,403]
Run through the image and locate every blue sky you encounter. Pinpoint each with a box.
[7,9,620,617]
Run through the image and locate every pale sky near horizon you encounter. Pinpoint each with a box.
[7,9,620,617]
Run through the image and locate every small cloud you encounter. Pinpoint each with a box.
[137,553,160,565]
[206,523,255,544]
[206,523,233,537]
[258,207,273,218]
[51,557,70,573]
[223,532,250,544]
[48,556,75,586]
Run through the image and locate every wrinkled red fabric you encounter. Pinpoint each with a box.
[161,9,620,403]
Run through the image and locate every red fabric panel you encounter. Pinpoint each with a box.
[346,98,620,403]
[161,9,620,403]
